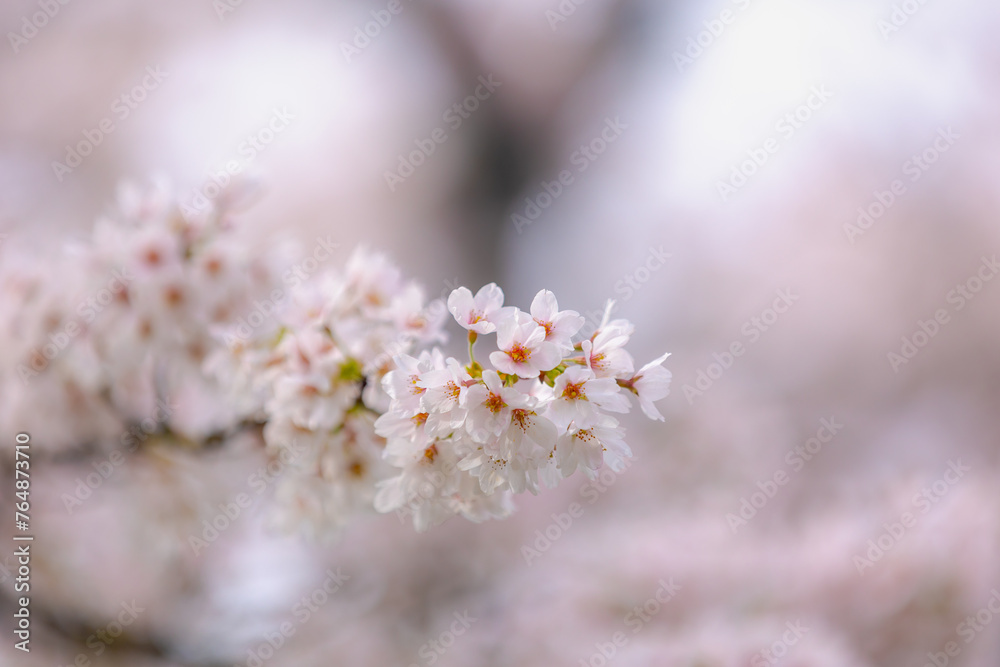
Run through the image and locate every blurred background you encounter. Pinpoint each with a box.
[2,0,1000,664]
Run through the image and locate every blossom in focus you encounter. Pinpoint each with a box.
[447,283,508,334]
[489,311,562,378]
[529,289,584,353]
[372,285,671,531]
[626,352,673,421]
[549,365,631,430]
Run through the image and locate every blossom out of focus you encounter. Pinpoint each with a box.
[0,181,281,453]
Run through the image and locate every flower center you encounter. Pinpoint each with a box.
[143,247,163,266]
[468,310,485,324]
[485,392,505,413]
[590,352,606,370]
[535,318,553,336]
[561,381,586,401]
[507,343,531,363]
[163,285,184,307]
[512,409,533,432]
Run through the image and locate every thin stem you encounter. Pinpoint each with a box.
[468,331,478,365]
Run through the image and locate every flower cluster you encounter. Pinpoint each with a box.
[216,247,448,538]
[374,284,671,531]
[0,179,672,538]
[0,181,280,451]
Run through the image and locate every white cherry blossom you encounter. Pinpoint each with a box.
[530,289,585,352]
[447,283,508,334]
[0,178,671,541]
[555,413,629,479]
[464,370,530,441]
[625,352,673,421]
[489,311,562,378]
[549,365,630,430]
